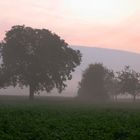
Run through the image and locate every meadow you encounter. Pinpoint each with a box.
[0,95,140,140]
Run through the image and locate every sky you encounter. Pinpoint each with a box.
[0,0,140,53]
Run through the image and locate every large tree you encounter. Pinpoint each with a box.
[0,25,81,100]
[77,63,113,101]
[117,66,140,101]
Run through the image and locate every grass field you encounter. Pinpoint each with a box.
[0,95,140,140]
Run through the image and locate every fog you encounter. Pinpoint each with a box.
[0,45,140,99]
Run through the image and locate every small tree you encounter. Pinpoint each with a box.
[106,77,121,101]
[0,25,82,100]
[78,63,113,101]
[117,66,140,101]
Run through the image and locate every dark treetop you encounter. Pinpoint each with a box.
[78,63,113,101]
[0,25,82,99]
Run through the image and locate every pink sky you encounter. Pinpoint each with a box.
[0,0,140,53]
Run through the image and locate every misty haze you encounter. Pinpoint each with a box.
[1,0,140,139]
[1,46,140,99]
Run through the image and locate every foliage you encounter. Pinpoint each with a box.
[0,25,81,99]
[0,101,140,140]
[78,63,140,101]
[106,75,121,101]
[78,63,113,101]
[117,66,140,101]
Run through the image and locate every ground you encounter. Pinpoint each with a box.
[0,95,140,140]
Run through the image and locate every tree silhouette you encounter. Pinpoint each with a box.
[106,76,121,101]
[78,63,113,101]
[117,66,140,101]
[0,25,82,100]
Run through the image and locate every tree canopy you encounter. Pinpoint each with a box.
[0,25,82,99]
[78,63,113,101]
[78,63,140,102]
[117,66,140,101]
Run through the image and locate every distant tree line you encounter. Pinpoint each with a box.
[78,63,140,102]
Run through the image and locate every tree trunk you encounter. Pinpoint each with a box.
[133,95,136,102]
[29,84,34,100]
[114,95,117,102]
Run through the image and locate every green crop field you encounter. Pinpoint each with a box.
[0,95,140,140]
